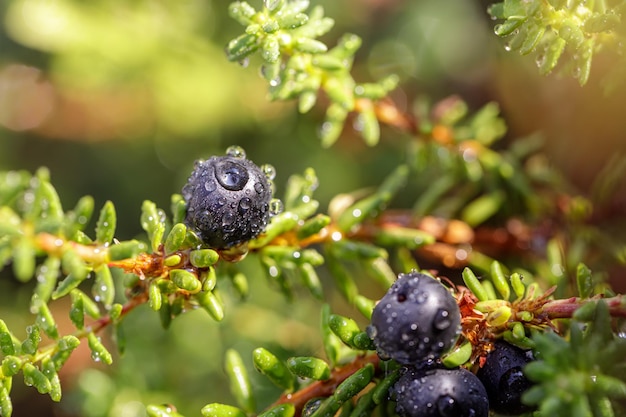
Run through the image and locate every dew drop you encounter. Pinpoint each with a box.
[269,77,281,87]
[204,181,217,193]
[239,57,250,68]
[238,197,252,213]
[433,308,452,330]
[254,181,265,195]
[215,160,249,191]
[222,212,236,232]
[269,198,284,215]
[261,164,277,180]
[216,198,227,207]
[226,145,246,159]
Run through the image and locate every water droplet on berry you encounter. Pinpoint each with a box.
[238,197,252,213]
[269,198,284,215]
[261,164,277,180]
[217,198,227,207]
[215,160,249,191]
[204,181,217,193]
[226,145,247,159]
[222,212,236,232]
[433,308,452,330]
[254,181,265,194]
[437,395,458,416]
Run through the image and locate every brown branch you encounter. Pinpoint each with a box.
[542,294,626,319]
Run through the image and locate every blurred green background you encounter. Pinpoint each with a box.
[1,0,626,416]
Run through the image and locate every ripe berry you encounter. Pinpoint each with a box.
[182,149,272,249]
[476,340,535,415]
[367,271,461,364]
[391,366,489,417]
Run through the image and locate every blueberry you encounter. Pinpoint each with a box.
[182,153,272,249]
[367,272,461,364]
[391,366,489,417]
[476,340,536,415]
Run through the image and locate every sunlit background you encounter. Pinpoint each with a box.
[1,0,626,416]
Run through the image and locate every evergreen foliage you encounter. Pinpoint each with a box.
[1,1,626,417]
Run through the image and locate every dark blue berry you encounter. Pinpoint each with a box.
[476,340,536,415]
[391,366,489,417]
[367,272,461,364]
[182,154,271,249]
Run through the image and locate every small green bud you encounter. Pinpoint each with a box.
[164,223,187,254]
[297,214,331,240]
[354,295,375,320]
[201,267,217,292]
[190,249,220,268]
[286,356,330,380]
[328,240,387,260]
[164,254,182,267]
[170,269,201,293]
[249,212,299,248]
[0,382,12,417]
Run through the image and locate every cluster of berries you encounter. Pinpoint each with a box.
[368,271,535,417]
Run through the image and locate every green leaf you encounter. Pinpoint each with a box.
[35,302,59,339]
[226,33,260,62]
[310,364,374,417]
[165,223,187,254]
[20,325,41,355]
[490,261,511,301]
[337,165,408,232]
[170,269,201,293]
[12,237,35,282]
[576,263,594,298]
[460,191,505,227]
[189,249,220,268]
[41,358,62,402]
[107,240,147,260]
[462,267,490,301]
[201,403,247,417]
[286,356,330,380]
[95,201,116,244]
[195,291,225,322]
[1,356,23,377]
[258,404,295,417]
[0,381,12,417]
[225,349,256,413]
[93,265,115,307]
[252,347,296,392]
[50,335,80,371]
[23,363,51,394]
[328,314,361,348]
[87,332,113,365]
[146,404,186,417]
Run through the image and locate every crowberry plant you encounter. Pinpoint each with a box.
[0,1,626,417]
